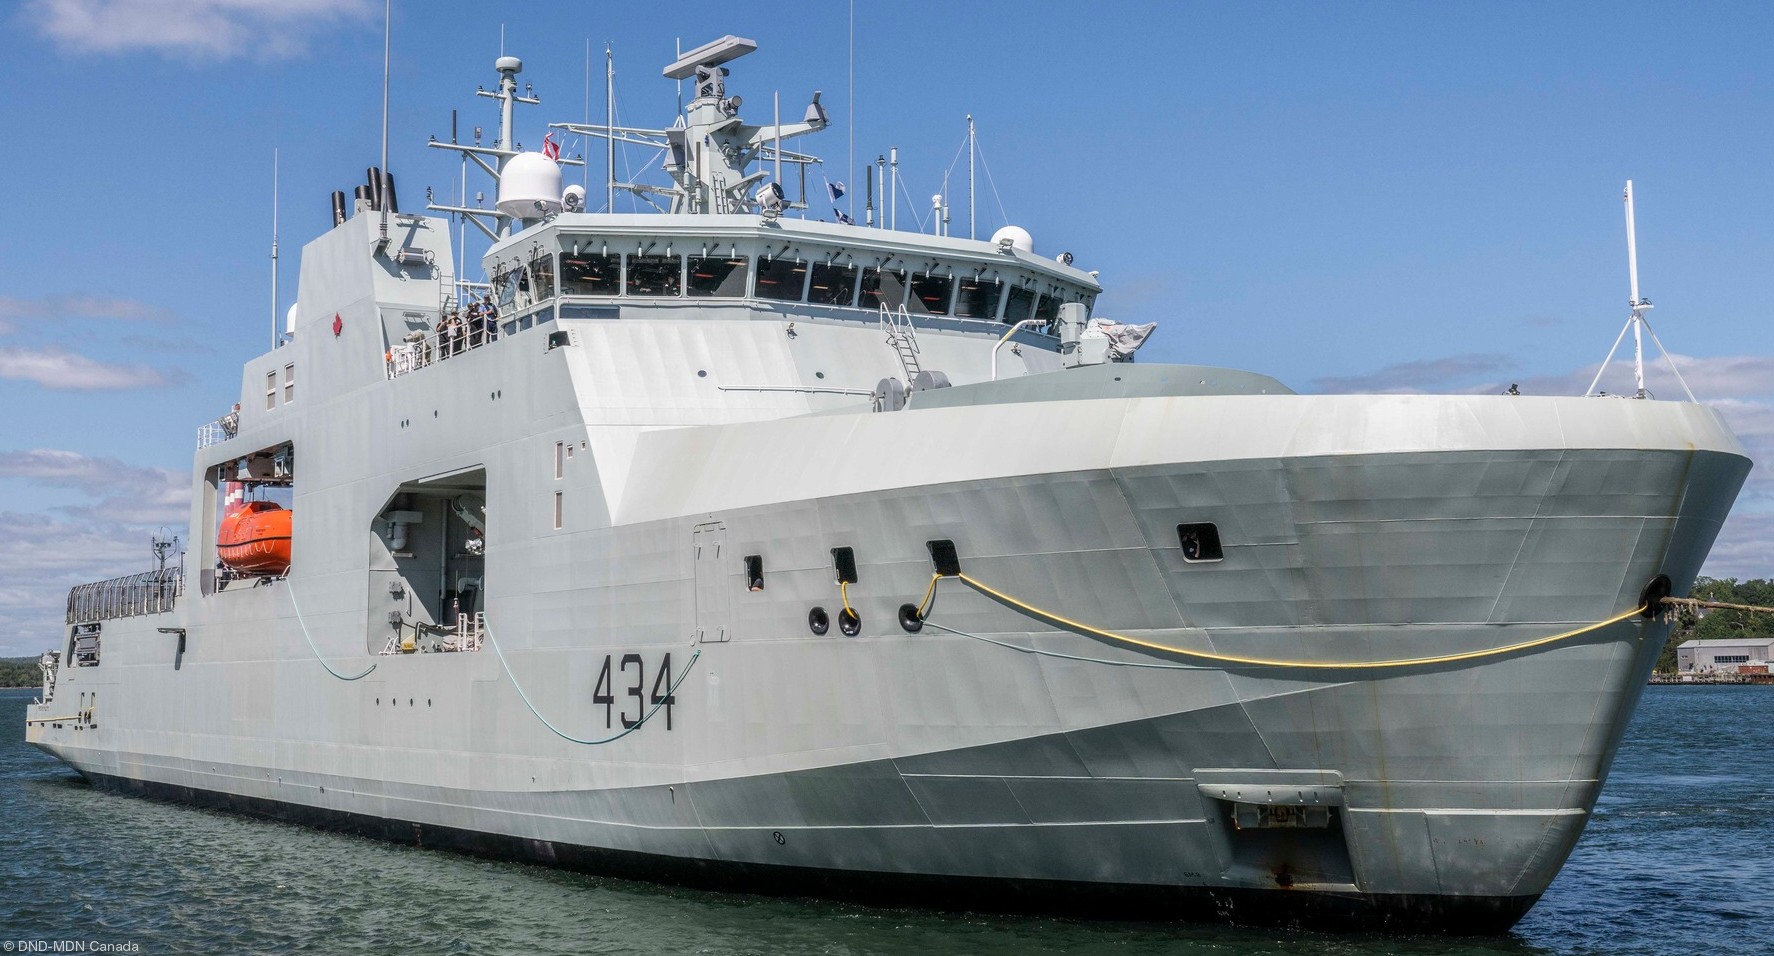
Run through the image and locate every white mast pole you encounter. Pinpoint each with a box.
[606,44,615,212]
[270,148,279,350]
[378,0,391,247]
[967,114,975,240]
[1624,180,1647,398]
[889,147,897,231]
[583,38,591,190]
[774,91,782,199]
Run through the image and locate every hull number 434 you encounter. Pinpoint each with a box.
[593,653,676,730]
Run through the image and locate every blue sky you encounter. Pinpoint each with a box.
[1,0,1770,655]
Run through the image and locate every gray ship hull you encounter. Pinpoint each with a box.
[29,398,1748,931]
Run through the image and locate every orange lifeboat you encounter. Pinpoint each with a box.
[218,501,292,575]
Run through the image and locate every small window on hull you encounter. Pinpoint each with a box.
[1176,523,1223,563]
[744,554,765,592]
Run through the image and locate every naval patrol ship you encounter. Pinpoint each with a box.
[26,36,1751,932]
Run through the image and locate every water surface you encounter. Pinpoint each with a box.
[1,686,1767,955]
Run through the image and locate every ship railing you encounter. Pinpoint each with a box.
[66,567,185,624]
[456,611,485,652]
[385,311,501,380]
[197,414,238,449]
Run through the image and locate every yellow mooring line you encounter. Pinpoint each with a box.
[930,572,1647,670]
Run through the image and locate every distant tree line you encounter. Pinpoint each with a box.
[0,657,45,688]
[1656,577,1774,673]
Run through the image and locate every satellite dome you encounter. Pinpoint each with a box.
[990,225,1033,254]
[497,152,563,220]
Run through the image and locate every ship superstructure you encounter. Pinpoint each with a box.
[25,37,1750,933]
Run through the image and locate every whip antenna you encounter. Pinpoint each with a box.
[1585,181,1698,402]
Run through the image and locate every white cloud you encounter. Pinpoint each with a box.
[0,449,190,522]
[23,0,374,60]
[0,450,193,656]
[0,345,180,389]
[0,294,171,323]
[1700,512,1774,582]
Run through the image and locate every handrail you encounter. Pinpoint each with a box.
[197,415,237,449]
[386,314,500,379]
[66,567,184,624]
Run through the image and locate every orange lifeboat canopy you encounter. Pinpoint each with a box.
[218,500,292,575]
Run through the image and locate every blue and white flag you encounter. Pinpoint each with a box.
[827,181,846,202]
[834,208,853,225]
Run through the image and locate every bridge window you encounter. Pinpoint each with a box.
[1033,292,1060,325]
[529,254,556,301]
[808,262,858,306]
[1004,285,1036,323]
[495,268,520,310]
[625,255,682,297]
[687,256,750,297]
[954,277,1002,320]
[859,268,907,310]
[907,272,953,315]
[560,253,620,294]
[755,257,806,301]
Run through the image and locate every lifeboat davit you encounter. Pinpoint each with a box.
[218,501,292,575]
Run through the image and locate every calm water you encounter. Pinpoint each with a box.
[1,685,1768,956]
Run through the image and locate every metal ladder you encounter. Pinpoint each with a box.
[878,304,922,381]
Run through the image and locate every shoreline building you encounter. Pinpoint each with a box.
[1676,638,1774,675]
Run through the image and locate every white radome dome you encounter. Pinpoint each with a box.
[497,152,564,219]
[990,225,1033,254]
